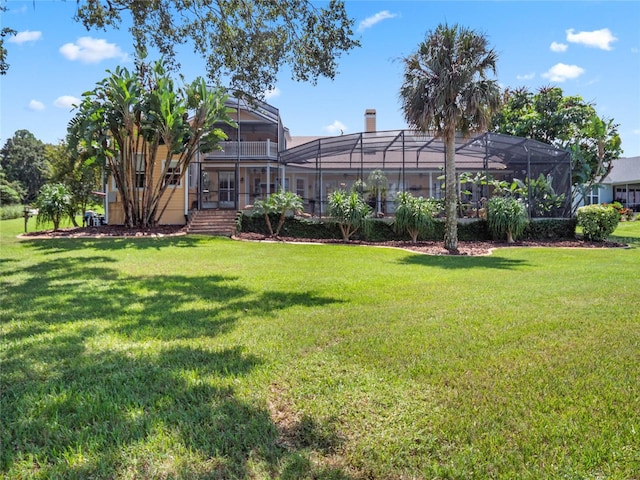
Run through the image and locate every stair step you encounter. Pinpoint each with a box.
[186,210,239,236]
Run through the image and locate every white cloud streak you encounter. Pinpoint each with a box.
[358,11,398,32]
[324,120,347,135]
[566,28,617,50]
[28,100,45,111]
[9,30,42,44]
[59,37,128,63]
[550,41,568,53]
[516,73,535,81]
[542,63,585,82]
[54,96,81,109]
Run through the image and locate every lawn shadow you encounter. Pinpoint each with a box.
[2,331,354,478]
[2,250,353,478]
[397,252,530,270]
[18,235,209,254]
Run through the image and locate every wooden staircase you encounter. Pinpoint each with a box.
[186,210,239,236]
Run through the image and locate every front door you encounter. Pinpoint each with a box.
[219,171,236,209]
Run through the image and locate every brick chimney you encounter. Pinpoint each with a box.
[365,109,376,133]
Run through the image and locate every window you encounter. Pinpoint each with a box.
[164,160,181,187]
[587,185,600,205]
[135,154,145,188]
[276,177,290,191]
[296,178,305,199]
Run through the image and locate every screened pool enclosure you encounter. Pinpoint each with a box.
[279,131,572,218]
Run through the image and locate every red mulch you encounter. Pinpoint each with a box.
[19,227,627,256]
[233,232,626,256]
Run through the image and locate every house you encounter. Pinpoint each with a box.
[103,96,574,226]
[590,157,640,211]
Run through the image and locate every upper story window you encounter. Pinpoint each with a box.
[164,160,181,187]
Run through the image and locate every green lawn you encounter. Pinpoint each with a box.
[2,218,639,479]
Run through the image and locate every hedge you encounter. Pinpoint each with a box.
[240,213,577,242]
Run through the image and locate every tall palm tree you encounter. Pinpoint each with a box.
[400,24,500,251]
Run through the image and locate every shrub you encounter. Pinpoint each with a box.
[524,218,577,240]
[327,190,372,241]
[393,192,437,243]
[0,204,26,220]
[251,190,303,237]
[577,204,620,241]
[487,196,528,243]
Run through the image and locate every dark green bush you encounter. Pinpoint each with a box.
[240,214,578,242]
[524,218,577,240]
[577,204,620,241]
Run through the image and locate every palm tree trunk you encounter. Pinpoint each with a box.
[443,132,458,252]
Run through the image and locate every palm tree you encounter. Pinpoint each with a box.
[400,24,500,251]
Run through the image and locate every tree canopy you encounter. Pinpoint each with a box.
[0,130,49,203]
[491,86,622,207]
[72,0,359,96]
[400,23,500,251]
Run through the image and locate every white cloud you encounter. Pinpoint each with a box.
[28,100,45,111]
[324,120,347,135]
[516,72,535,81]
[566,28,617,50]
[633,128,640,135]
[9,30,42,44]
[358,10,398,32]
[550,41,568,53]
[59,37,128,63]
[542,63,585,82]
[54,96,81,109]
[264,87,281,100]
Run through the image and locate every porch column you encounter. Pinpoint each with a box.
[266,163,271,197]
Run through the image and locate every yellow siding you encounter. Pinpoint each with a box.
[106,146,188,225]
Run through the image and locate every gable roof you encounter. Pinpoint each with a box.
[602,157,640,184]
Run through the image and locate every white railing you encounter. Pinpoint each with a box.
[206,140,278,159]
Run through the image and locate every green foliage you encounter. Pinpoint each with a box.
[400,23,501,251]
[492,86,622,194]
[73,0,359,97]
[34,183,72,231]
[488,174,566,218]
[0,167,25,204]
[577,204,620,242]
[0,204,25,220]
[326,190,372,241]
[393,192,437,243]
[241,213,342,239]
[70,57,234,227]
[366,169,388,213]
[0,5,16,75]
[524,218,577,240]
[251,190,303,237]
[0,129,49,202]
[46,141,102,226]
[487,196,528,243]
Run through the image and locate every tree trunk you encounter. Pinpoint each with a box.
[443,132,458,252]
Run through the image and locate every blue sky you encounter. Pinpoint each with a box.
[2,0,639,157]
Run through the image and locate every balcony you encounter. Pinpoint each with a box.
[205,140,278,160]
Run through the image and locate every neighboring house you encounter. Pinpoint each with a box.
[104,97,574,225]
[589,157,640,211]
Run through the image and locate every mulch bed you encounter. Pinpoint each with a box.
[233,232,626,256]
[19,227,626,256]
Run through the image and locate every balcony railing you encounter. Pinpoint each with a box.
[205,140,278,160]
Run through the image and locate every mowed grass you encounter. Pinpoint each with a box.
[1,218,639,479]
